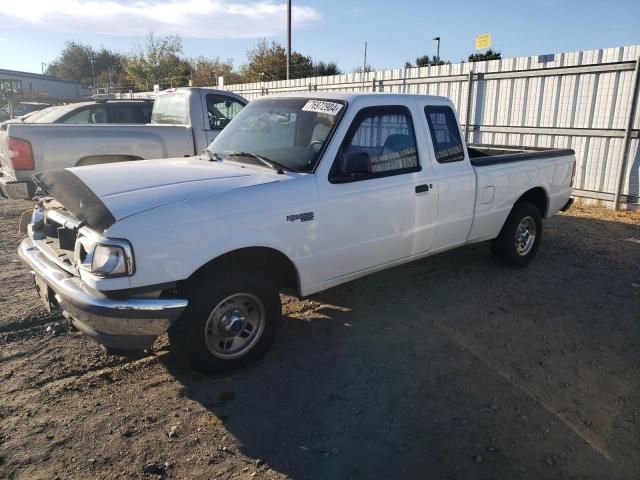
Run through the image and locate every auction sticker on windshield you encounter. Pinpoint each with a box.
[302,100,343,115]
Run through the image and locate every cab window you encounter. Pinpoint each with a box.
[109,104,139,123]
[206,94,245,129]
[330,106,419,182]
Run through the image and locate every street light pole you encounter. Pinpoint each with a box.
[433,36,441,63]
[286,0,292,80]
[362,41,368,90]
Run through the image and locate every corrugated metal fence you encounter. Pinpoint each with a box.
[225,45,640,208]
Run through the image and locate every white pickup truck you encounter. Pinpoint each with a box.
[0,87,247,199]
[18,93,575,374]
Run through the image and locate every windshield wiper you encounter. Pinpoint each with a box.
[204,148,222,161]
[225,151,292,174]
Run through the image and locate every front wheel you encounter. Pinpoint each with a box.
[491,202,542,267]
[169,268,282,374]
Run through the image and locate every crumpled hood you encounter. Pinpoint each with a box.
[35,157,280,231]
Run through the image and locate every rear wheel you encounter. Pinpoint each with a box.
[169,268,282,374]
[491,202,542,267]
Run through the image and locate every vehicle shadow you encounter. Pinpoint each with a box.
[161,213,639,480]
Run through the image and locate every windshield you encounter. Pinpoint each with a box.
[151,93,189,125]
[209,97,346,173]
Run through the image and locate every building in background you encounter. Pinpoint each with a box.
[0,69,83,101]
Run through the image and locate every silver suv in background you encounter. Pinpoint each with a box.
[5,100,154,125]
[0,88,247,199]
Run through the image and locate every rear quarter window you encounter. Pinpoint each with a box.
[424,105,465,163]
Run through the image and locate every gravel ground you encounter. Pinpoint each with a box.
[0,199,639,480]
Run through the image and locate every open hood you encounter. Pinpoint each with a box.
[34,157,280,231]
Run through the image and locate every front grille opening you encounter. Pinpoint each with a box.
[35,211,81,273]
[57,227,76,250]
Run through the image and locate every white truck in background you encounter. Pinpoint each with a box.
[0,87,247,199]
[18,92,575,374]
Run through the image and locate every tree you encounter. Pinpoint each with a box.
[313,61,341,77]
[468,49,502,62]
[414,55,446,67]
[187,56,244,86]
[124,33,190,90]
[353,64,373,73]
[240,40,300,81]
[416,55,431,67]
[240,39,341,82]
[240,40,287,82]
[46,41,125,87]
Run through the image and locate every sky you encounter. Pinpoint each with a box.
[0,0,639,75]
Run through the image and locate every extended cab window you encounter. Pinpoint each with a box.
[424,106,465,163]
[206,94,245,129]
[109,104,140,123]
[330,106,419,182]
[62,106,107,124]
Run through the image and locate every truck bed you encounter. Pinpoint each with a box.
[466,144,575,244]
[468,144,575,167]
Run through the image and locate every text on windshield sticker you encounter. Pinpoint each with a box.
[302,100,343,115]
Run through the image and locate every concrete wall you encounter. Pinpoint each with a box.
[0,69,83,100]
[224,45,640,207]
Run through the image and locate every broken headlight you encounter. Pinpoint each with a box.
[89,240,135,277]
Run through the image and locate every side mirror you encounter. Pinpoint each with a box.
[344,151,371,176]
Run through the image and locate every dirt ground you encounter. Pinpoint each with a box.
[1,199,639,480]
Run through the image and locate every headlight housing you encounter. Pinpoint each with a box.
[89,240,134,277]
[91,244,126,276]
[74,227,135,278]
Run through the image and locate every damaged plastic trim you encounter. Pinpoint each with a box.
[34,169,116,232]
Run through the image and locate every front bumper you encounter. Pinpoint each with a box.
[0,176,35,200]
[18,238,188,350]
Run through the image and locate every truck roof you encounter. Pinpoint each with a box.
[165,87,247,102]
[262,91,451,104]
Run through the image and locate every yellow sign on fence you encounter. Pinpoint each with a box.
[475,33,491,49]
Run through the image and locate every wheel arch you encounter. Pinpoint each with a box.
[185,246,301,296]
[514,187,549,218]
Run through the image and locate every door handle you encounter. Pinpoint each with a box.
[415,184,429,194]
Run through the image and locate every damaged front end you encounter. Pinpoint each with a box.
[18,170,188,351]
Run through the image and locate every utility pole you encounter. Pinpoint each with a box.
[107,66,112,98]
[361,41,368,90]
[88,48,96,91]
[433,36,441,63]
[286,0,292,80]
[41,62,46,74]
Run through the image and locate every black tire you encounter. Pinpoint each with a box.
[169,267,282,374]
[491,201,542,267]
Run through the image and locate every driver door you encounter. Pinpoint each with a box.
[315,104,437,282]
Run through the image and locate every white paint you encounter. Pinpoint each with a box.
[79,93,574,297]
